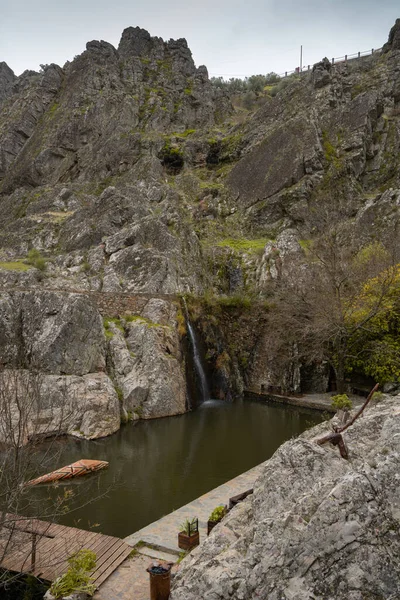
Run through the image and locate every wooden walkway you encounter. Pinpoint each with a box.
[0,515,132,589]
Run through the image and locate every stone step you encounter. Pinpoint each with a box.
[125,463,263,554]
[136,546,178,563]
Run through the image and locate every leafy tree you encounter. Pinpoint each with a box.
[265,72,280,84]
[210,72,281,94]
[247,74,267,93]
[346,265,400,382]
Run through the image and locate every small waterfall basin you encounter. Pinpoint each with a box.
[24,398,323,538]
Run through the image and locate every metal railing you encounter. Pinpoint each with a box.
[277,47,382,79]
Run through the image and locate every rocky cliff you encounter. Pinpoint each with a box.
[1,22,400,435]
[171,396,400,599]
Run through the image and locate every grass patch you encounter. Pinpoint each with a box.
[173,129,195,138]
[0,261,32,272]
[216,295,253,310]
[216,238,268,254]
[125,315,164,328]
[103,317,124,337]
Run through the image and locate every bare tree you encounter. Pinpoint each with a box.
[0,367,95,592]
[267,194,400,393]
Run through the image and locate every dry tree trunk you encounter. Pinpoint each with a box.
[316,383,379,459]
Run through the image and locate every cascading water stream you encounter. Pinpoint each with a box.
[182,297,210,403]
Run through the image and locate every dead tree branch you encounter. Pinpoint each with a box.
[316,383,379,458]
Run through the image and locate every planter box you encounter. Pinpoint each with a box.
[178,530,199,551]
[207,520,220,536]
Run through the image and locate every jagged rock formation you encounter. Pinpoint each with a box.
[0,290,186,439]
[1,21,400,431]
[171,396,400,599]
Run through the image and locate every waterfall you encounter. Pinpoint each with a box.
[182,298,210,403]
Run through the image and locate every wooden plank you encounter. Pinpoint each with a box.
[32,537,74,578]
[91,540,127,573]
[0,514,132,589]
[41,531,107,581]
[85,535,122,562]
[3,515,54,538]
[32,527,99,579]
[92,546,132,588]
[1,539,34,574]
[91,541,130,582]
[39,537,87,581]
[32,534,82,578]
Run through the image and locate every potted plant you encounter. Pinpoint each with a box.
[207,505,227,535]
[178,517,199,551]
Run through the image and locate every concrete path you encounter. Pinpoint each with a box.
[93,550,180,600]
[124,462,263,553]
[93,554,150,600]
[94,463,263,599]
[246,390,365,413]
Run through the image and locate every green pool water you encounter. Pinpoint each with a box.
[24,398,323,538]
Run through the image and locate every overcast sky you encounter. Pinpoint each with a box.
[1,1,399,78]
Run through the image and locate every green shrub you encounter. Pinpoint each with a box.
[81,260,91,273]
[25,248,47,271]
[49,549,96,599]
[159,140,184,173]
[372,391,385,403]
[208,505,227,522]
[331,394,353,410]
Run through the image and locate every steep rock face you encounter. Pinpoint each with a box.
[0,27,230,193]
[0,62,16,106]
[384,18,400,52]
[0,291,105,374]
[107,297,186,419]
[0,370,120,442]
[1,21,400,411]
[227,117,322,209]
[40,372,120,439]
[171,397,400,600]
[0,64,63,182]
[0,291,187,439]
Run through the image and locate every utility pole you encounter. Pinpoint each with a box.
[300,45,303,72]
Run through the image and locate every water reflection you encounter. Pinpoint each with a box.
[24,399,323,538]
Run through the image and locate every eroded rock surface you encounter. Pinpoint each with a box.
[0,370,120,442]
[107,297,186,419]
[1,20,400,431]
[0,290,105,374]
[171,397,400,600]
[0,291,187,439]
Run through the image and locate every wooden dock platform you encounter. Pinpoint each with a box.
[0,515,132,589]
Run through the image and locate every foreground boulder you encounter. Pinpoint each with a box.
[171,396,400,600]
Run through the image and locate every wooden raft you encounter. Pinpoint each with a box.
[25,459,109,487]
[0,515,131,589]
